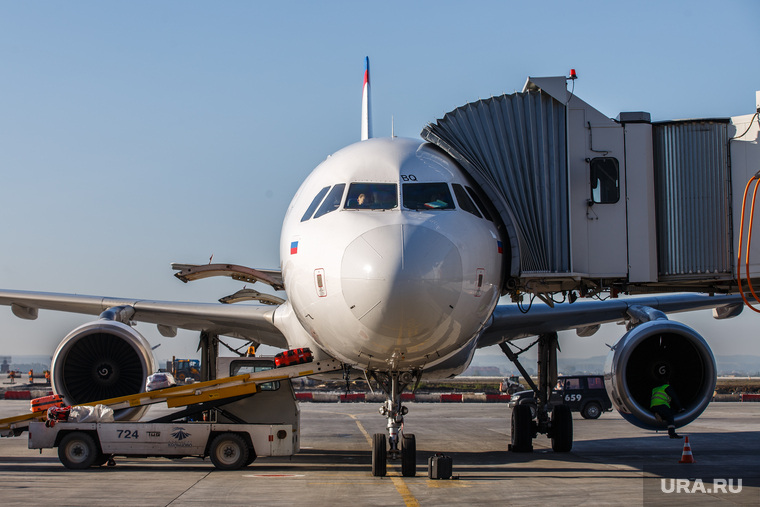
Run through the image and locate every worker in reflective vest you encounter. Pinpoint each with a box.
[650,383,683,439]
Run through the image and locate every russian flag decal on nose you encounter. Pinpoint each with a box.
[290,241,299,255]
[497,241,503,254]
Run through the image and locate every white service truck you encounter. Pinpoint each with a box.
[27,356,302,470]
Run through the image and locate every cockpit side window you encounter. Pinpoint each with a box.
[465,186,494,222]
[345,183,398,210]
[313,183,346,219]
[301,186,331,222]
[402,182,455,210]
[452,184,482,218]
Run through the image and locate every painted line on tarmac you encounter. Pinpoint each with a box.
[242,474,306,478]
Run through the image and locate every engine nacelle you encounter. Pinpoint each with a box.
[51,320,156,421]
[604,320,716,430]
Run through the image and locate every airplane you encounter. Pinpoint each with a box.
[0,57,749,477]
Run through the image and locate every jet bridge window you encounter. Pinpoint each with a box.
[301,186,331,222]
[452,184,482,218]
[590,157,620,204]
[313,183,346,219]
[344,182,398,210]
[402,182,454,210]
[230,360,279,391]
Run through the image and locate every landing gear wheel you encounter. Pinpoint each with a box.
[551,405,573,452]
[510,404,533,453]
[209,433,249,470]
[58,432,99,469]
[371,433,387,477]
[401,434,416,477]
[581,402,602,420]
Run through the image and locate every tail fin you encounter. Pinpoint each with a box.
[361,56,373,140]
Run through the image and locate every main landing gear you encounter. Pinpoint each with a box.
[501,332,573,453]
[369,370,418,477]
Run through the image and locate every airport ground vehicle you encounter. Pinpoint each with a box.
[508,375,613,419]
[30,419,292,470]
[167,358,201,382]
[3,356,342,470]
[499,375,525,394]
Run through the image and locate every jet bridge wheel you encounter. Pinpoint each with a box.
[209,433,250,470]
[550,405,573,452]
[510,405,533,453]
[371,433,387,477]
[401,433,416,477]
[58,432,99,469]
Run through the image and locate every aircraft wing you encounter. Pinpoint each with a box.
[0,289,287,348]
[477,293,746,348]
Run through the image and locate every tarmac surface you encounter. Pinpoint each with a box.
[0,400,758,506]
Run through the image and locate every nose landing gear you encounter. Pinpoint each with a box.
[370,370,418,477]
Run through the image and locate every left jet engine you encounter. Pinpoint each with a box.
[604,319,716,430]
[51,320,156,420]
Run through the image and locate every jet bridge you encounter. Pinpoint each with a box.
[422,77,760,301]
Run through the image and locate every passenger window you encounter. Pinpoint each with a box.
[590,157,620,204]
[452,184,481,218]
[587,377,604,389]
[465,186,494,222]
[345,183,398,210]
[564,378,581,390]
[230,361,279,391]
[301,186,331,222]
[313,184,346,219]
[402,182,454,210]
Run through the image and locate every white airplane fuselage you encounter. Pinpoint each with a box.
[276,137,503,373]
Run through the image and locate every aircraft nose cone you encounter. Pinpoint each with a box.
[341,225,462,342]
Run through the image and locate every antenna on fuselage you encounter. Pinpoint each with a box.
[361,56,373,140]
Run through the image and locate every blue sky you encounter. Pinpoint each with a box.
[1,1,759,362]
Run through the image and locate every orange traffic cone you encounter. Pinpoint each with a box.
[678,436,696,463]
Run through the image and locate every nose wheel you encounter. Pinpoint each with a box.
[370,370,418,477]
[371,433,387,477]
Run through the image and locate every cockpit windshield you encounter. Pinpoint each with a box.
[344,183,398,210]
[402,182,455,210]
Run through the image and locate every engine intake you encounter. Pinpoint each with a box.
[604,320,716,430]
[51,320,155,420]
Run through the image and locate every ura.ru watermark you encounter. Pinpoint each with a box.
[660,478,742,494]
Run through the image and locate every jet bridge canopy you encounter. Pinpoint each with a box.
[422,76,760,301]
[421,90,570,280]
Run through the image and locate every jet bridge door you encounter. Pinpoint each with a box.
[567,107,628,279]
